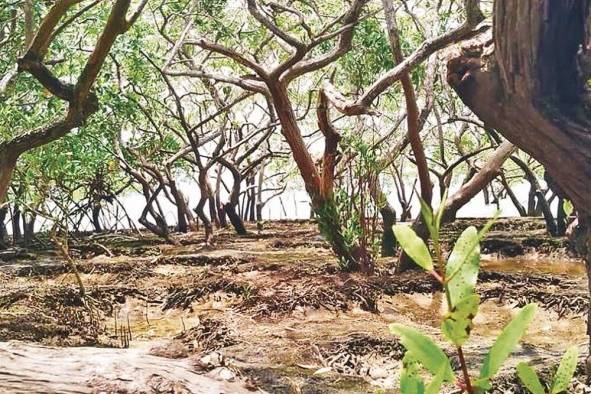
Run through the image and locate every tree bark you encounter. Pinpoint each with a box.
[447,0,591,214]
[0,155,17,203]
[448,0,591,367]
[0,0,145,202]
[0,205,7,247]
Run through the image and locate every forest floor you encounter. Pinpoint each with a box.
[0,218,589,393]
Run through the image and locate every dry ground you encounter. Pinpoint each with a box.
[0,219,588,393]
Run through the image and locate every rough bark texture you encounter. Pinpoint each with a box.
[448,0,591,367]
[447,0,591,215]
[0,342,251,393]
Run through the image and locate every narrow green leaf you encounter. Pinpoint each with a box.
[445,226,480,306]
[441,295,480,346]
[550,345,579,393]
[516,363,545,394]
[390,324,454,382]
[393,225,433,271]
[479,304,538,382]
[400,353,426,394]
[425,365,446,394]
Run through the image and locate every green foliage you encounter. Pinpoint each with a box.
[516,346,579,394]
[399,353,426,393]
[391,202,547,393]
[315,199,355,270]
[476,304,538,390]
[516,363,545,394]
[392,224,433,271]
[562,200,574,217]
[445,226,481,306]
[389,324,454,382]
[441,294,479,346]
[550,346,578,393]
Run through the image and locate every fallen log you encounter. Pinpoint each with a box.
[0,341,252,393]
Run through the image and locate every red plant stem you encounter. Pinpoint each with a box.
[457,346,473,393]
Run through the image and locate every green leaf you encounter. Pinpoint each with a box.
[425,365,446,394]
[441,295,480,346]
[516,363,545,394]
[478,304,538,385]
[392,225,433,271]
[400,353,426,394]
[445,226,481,306]
[550,345,579,393]
[390,324,454,382]
[563,200,574,217]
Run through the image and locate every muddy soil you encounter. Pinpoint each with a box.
[0,219,588,393]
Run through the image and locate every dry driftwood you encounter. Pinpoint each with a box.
[0,341,252,393]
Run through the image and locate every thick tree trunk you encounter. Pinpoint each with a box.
[447,0,591,213]
[223,203,247,235]
[0,155,17,203]
[448,0,591,370]
[380,203,397,257]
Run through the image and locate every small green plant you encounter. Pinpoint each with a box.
[390,199,540,393]
[516,345,579,394]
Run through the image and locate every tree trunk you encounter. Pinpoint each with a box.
[0,205,7,247]
[447,0,591,214]
[371,181,397,257]
[380,203,397,257]
[448,0,591,369]
[248,177,256,222]
[0,155,17,203]
[11,205,22,245]
[218,159,247,235]
[91,204,103,232]
[22,212,35,246]
[223,203,247,235]
[215,164,228,228]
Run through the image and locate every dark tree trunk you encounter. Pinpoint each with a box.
[380,204,397,257]
[248,179,256,222]
[371,181,397,257]
[217,204,228,228]
[448,0,591,368]
[92,204,103,233]
[11,206,22,245]
[219,159,248,235]
[0,205,7,247]
[223,203,247,235]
